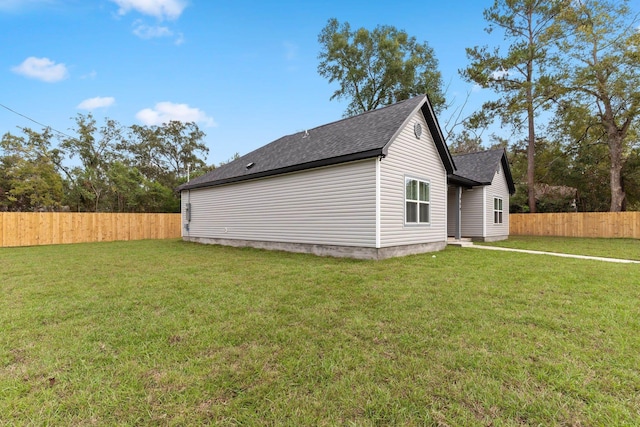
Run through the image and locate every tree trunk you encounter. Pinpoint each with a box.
[527,107,536,213]
[602,98,626,212]
[608,135,625,212]
[526,67,536,213]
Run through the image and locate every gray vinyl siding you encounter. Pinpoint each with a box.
[181,159,377,247]
[486,163,510,237]
[379,111,447,247]
[460,186,485,238]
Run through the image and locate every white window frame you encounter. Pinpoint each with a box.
[405,176,430,225]
[494,197,503,224]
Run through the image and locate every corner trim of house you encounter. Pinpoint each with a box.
[183,237,446,260]
[375,156,381,248]
[482,186,487,238]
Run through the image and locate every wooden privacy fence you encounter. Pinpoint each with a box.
[0,212,182,248]
[510,212,640,238]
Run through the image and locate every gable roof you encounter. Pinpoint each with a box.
[179,95,454,191]
[450,148,516,195]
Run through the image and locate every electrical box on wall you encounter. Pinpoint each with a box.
[185,203,191,222]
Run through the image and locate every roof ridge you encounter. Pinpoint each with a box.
[190,97,427,184]
[178,94,457,191]
[280,95,426,138]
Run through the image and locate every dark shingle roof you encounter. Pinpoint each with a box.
[451,148,516,194]
[179,95,454,190]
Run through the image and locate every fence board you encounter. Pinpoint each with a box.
[510,212,640,239]
[0,213,182,248]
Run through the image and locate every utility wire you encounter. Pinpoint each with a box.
[0,102,75,139]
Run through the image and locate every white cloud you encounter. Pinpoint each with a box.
[77,97,116,110]
[131,18,184,44]
[12,57,68,82]
[133,22,173,39]
[110,0,187,20]
[136,102,216,127]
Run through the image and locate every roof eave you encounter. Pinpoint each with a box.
[178,148,384,191]
[448,174,485,188]
[421,96,455,174]
[500,150,516,195]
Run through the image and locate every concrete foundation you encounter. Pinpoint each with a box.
[470,235,509,242]
[183,236,447,260]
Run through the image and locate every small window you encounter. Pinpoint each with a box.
[494,197,503,224]
[406,177,430,224]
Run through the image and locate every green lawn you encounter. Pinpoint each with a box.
[1,239,639,426]
[479,235,640,260]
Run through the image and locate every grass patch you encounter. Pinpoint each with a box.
[478,235,640,260]
[1,239,639,425]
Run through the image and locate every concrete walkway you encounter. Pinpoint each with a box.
[447,239,640,264]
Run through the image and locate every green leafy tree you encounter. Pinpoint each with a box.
[60,114,124,211]
[553,0,640,211]
[622,145,640,210]
[117,121,208,212]
[124,121,208,189]
[1,116,210,213]
[549,100,609,211]
[140,180,182,212]
[447,129,484,155]
[318,18,445,116]
[0,128,64,211]
[106,161,147,212]
[462,0,568,213]
[570,142,611,212]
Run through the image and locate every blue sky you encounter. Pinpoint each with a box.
[1,0,496,165]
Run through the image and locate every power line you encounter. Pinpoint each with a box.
[0,102,75,139]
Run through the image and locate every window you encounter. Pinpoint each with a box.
[494,197,503,224]
[405,177,430,224]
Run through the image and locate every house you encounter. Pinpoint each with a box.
[447,149,516,242]
[178,95,515,259]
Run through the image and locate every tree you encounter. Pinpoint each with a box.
[124,121,208,189]
[447,129,484,155]
[0,128,64,211]
[61,114,123,212]
[106,161,146,213]
[317,18,445,117]
[553,0,640,211]
[462,0,568,213]
[118,121,208,212]
[0,115,210,213]
[622,145,640,210]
